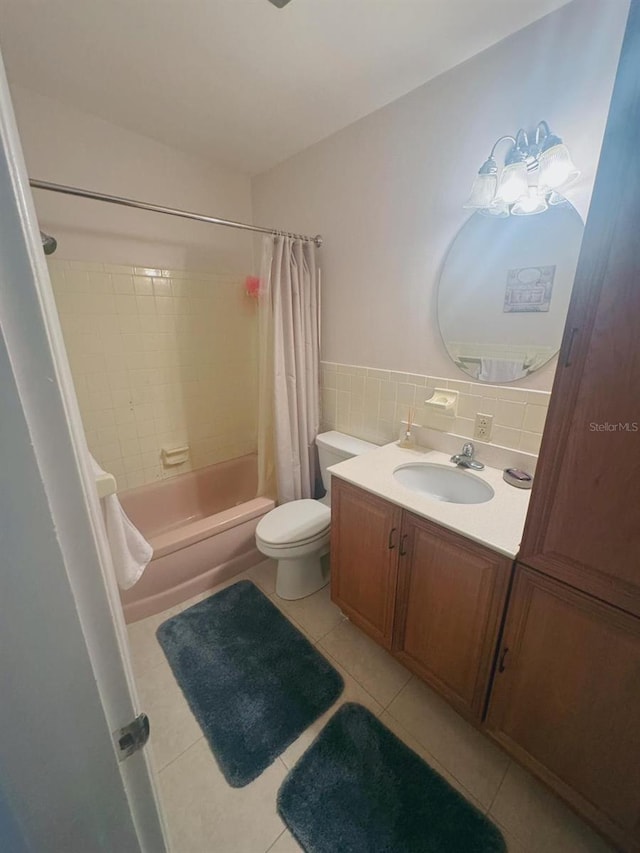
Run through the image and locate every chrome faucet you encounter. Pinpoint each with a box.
[451,442,485,470]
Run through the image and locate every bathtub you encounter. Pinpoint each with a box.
[119,454,274,623]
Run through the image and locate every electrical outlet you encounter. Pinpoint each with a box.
[474,412,493,441]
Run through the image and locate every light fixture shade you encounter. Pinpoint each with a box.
[538,142,580,189]
[495,160,529,204]
[463,172,498,209]
[511,187,549,216]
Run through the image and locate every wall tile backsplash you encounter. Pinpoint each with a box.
[49,260,257,491]
[320,361,550,455]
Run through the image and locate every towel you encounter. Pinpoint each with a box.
[478,357,527,383]
[90,456,153,590]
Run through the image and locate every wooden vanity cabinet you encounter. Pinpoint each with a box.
[330,477,512,720]
[487,566,640,851]
[330,479,402,648]
[394,512,511,720]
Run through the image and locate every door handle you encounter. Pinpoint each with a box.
[399,534,408,556]
[498,647,509,673]
[388,527,397,550]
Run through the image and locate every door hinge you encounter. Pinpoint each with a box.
[115,712,150,761]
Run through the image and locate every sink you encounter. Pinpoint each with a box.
[393,463,494,504]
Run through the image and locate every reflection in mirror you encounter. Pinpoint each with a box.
[437,199,584,383]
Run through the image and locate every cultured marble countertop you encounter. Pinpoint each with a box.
[328,442,531,559]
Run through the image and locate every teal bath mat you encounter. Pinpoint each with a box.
[156,580,343,787]
[278,703,506,852]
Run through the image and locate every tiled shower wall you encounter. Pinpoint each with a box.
[49,260,257,490]
[320,362,550,455]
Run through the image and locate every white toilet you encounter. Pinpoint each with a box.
[255,430,377,600]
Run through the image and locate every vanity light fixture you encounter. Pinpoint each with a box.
[464,121,579,216]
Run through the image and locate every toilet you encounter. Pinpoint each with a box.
[255,430,377,600]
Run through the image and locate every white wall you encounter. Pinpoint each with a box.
[10,86,254,271]
[253,0,629,391]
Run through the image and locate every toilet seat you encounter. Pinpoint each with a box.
[256,499,330,548]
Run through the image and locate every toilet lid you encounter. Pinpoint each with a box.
[256,499,331,546]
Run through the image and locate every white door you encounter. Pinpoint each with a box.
[0,56,167,852]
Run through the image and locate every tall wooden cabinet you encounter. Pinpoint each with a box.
[516,0,640,618]
[487,4,640,850]
[487,568,640,850]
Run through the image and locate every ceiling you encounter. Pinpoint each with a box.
[0,0,572,175]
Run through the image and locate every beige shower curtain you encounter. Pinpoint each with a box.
[256,235,320,503]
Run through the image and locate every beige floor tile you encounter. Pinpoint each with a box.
[245,559,278,595]
[386,677,509,809]
[127,606,180,678]
[496,824,528,853]
[136,659,203,772]
[273,584,344,641]
[319,619,412,707]
[159,738,287,853]
[267,830,303,852]
[279,653,383,769]
[379,711,485,813]
[490,763,615,853]
[267,591,318,644]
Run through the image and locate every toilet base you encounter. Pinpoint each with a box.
[276,552,330,600]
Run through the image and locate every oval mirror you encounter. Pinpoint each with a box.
[437,199,584,383]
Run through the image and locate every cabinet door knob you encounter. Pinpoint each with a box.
[399,534,408,557]
[498,647,509,672]
[388,527,397,550]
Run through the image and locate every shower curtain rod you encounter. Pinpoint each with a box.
[29,179,323,247]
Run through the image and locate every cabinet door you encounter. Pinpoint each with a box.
[394,513,512,720]
[330,479,402,648]
[518,1,640,616]
[487,566,640,851]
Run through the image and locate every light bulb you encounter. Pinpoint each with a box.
[512,187,549,216]
[538,142,580,190]
[496,161,529,204]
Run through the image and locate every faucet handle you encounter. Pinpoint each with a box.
[461,442,475,457]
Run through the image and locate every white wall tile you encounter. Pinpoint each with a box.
[321,361,550,457]
[50,259,258,490]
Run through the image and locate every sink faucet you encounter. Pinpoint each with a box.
[451,442,485,470]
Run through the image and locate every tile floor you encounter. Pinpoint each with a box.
[127,560,615,853]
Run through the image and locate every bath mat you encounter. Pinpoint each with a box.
[156,580,343,787]
[278,703,506,853]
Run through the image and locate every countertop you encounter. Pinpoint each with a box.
[328,442,531,558]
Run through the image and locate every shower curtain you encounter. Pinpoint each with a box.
[256,235,320,503]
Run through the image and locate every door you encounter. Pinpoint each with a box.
[487,566,640,851]
[331,479,402,648]
[0,58,166,851]
[394,513,512,719]
[518,0,640,617]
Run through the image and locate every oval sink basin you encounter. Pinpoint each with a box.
[393,463,494,504]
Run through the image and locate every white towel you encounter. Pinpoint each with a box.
[90,456,153,590]
[478,358,527,383]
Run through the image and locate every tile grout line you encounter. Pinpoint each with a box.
[155,733,205,777]
[264,829,287,853]
[486,758,511,816]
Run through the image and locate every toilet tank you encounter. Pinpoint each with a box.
[316,431,377,499]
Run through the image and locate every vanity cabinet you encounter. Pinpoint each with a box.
[487,566,640,851]
[330,479,402,648]
[330,478,512,720]
[394,513,511,719]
